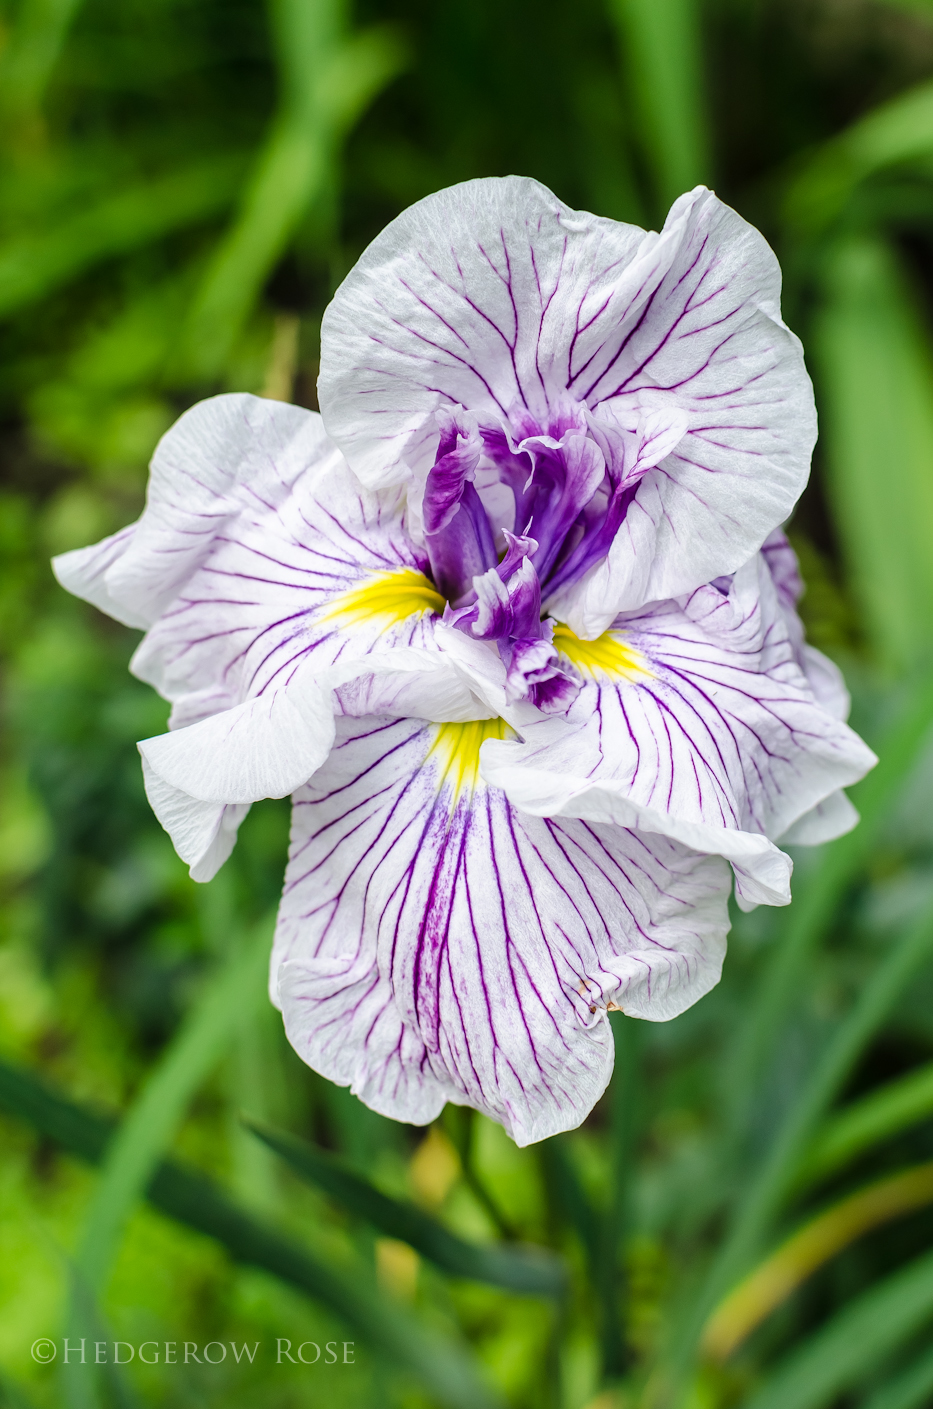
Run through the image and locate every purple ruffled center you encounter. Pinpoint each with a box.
[422,400,677,712]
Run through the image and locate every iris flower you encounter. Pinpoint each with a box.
[54,178,875,1145]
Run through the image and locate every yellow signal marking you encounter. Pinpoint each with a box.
[321,569,444,630]
[551,621,651,683]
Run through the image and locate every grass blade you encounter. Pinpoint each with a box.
[703,1162,933,1360]
[0,152,249,319]
[75,912,274,1292]
[814,235,933,672]
[0,1060,505,1409]
[606,0,710,209]
[785,78,933,236]
[799,1060,933,1186]
[246,1117,566,1295]
[861,1343,933,1409]
[665,897,933,1398]
[180,0,405,377]
[0,0,84,134]
[741,1248,933,1409]
[727,667,933,1125]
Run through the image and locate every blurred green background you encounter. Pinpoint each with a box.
[6,1,933,1406]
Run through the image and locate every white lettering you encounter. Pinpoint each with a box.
[63,1339,86,1364]
[203,1342,226,1364]
[184,1343,201,1364]
[343,1342,355,1364]
[276,1339,296,1364]
[230,1342,259,1364]
[298,1342,320,1364]
[325,1342,337,1364]
[138,1342,158,1364]
[164,1342,177,1363]
[113,1343,134,1364]
[95,1342,107,1364]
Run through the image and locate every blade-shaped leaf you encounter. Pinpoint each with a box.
[742,1248,933,1409]
[179,0,405,378]
[704,1162,933,1360]
[671,897,933,1391]
[862,1342,933,1409]
[786,78,933,234]
[606,0,709,210]
[801,1060,933,1185]
[814,235,933,672]
[728,665,933,1124]
[0,152,248,319]
[0,1060,505,1409]
[76,911,274,1293]
[246,1118,566,1296]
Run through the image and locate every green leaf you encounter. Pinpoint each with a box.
[785,78,933,234]
[862,1342,933,1409]
[813,235,933,672]
[0,1060,505,1409]
[179,2,406,378]
[75,911,274,1293]
[670,897,933,1392]
[728,663,933,1121]
[0,0,84,130]
[0,1368,38,1409]
[801,1060,933,1186]
[743,1248,933,1409]
[0,152,249,320]
[605,0,710,210]
[246,1117,566,1296]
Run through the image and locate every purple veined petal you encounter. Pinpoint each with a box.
[325,647,498,723]
[272,714,732,1145]
[483,553,877,906]
[52,523,145,628]
[555,193,816,617]
[761,526,803,613]
[319,176,656,490]
[57,393,499,740]
[138,685,334,804]
[138,644,499,880]
[799,644,851,722]
[425,481,498,604]
[319,178,815,616]
[760,528,852,724]
[54,395,319,630]
[452,555,543,642]
[481,748,793,908]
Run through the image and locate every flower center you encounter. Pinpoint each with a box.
[322,569,444,629]
[427,718,510,800]
[552,622,651,683]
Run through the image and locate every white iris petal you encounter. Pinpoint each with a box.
[50,175,877,1145]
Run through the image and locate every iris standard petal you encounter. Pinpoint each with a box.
[271,714,731,1146]
[319,176,650,486]
[319,178,815,615]
[481,554,876,907]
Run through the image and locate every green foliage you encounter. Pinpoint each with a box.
[5,2,933,1408]
[245,1119,567,1296]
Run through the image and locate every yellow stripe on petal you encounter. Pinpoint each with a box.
[427,718,510,802]
[321,569,445,630]
[552,621,652,683]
